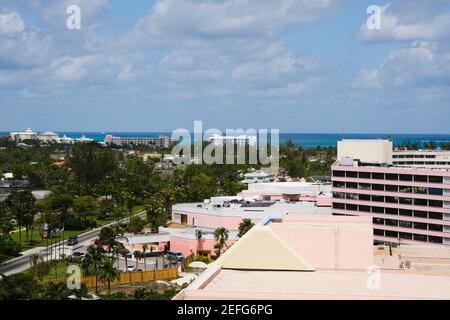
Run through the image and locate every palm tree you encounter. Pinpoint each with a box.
[98,256,120,296]
[119,246,130,271]
[142,245,148,271]
[213,227,229,258]
[238,218,254,238]
[29,253,42,280]
[6,190,36,244]
[133,250,142,270]
[81,245,105,294]
[99,226,118,253]
[195,229,203,254]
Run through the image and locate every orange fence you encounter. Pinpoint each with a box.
[181,253,195,271]
[42,268,178,288]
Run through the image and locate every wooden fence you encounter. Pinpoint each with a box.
[181,253,195,271]
[42,267,178,289]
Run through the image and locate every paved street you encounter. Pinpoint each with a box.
[0,211,147,276]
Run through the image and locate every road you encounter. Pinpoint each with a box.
[0,211,147,276]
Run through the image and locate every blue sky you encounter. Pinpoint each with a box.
[1,0,450,133]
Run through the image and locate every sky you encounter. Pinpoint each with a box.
[1,0,450,133]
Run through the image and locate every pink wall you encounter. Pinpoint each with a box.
[169,236,235,257]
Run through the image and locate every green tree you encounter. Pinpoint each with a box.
[145,196,167,233]
[213,227,229,257]
[98,256,120,296]
[6,190,36,244]
[127,216,146,234]
[238,218,254,238]
[99,226,118,253]
[81,245,105,294]
[0,203,14,236]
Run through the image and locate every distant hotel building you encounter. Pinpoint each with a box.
[9,128,37,141]
[393,149,450,169]
[332,140,450,246]
[104,134,170,148]
[208,133,257,146]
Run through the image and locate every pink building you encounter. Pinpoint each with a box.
[332,140,450,246]
[175,215,450,300]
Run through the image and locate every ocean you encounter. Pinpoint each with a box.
[3,132,450,149]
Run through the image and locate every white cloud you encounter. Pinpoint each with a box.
[354,41,450,89]
[359,2,450,42]
[0,10,25,34]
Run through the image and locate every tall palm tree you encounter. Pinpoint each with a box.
[99,226,118,253]
[213,227,229,258]
[238,218,254,238]
[133,250,142,270]
[81,245,105,294]
[98,256,120,296]
[142,245,148,271]
[119,246,130,271]
[195,229,203,254]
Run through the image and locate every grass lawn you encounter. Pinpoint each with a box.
[22,260,85,282]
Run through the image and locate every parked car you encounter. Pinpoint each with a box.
[72,251,85,257]
[127,265,137,272]
[67,236,79,245]
[167,252,184,262]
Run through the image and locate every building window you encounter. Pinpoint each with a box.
[414,198,427,206]
[346,182,358,189]
[359,172,371,179]
[385,219,398,226]
[372,206,384,213]
[333,170,345,177]
[429,176,443,184]
[359,183,371,190]
[374,229,384,236]
[385,230,398,238]
[385,185,398,192]
[414,175,427,183]
[385,173,399,181]
[399,232,413,240]
[333,202,345,210]
[413,210,427,218]
[413,222,427,230]
[428,212,443,220]
[399,209,412,216]
[399,221,412,228]
[373,184,384,191]
[372,173,384,180]
[429,200,443,208]
[346,204,358,211]
[359,194,371,201]
[428,224,443,232]
[428,236,443,244]
[372,195,384,202]
[399,198,413,205]
[333,192,346,199]
[346,193,358,200]
[428,188,443,196]
[373,218,384,225]
[359,205,371,212]
[399,186,412,193]
[346,171,358,178]
[400,174,413,181]
[385,207,398,215]
[333,181,346,188]
[414,234,427,242]
[385,196,398,204]
[413,187,427,194]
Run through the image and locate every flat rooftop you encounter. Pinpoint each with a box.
[172,201,332,219]
[194,269,450,300]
